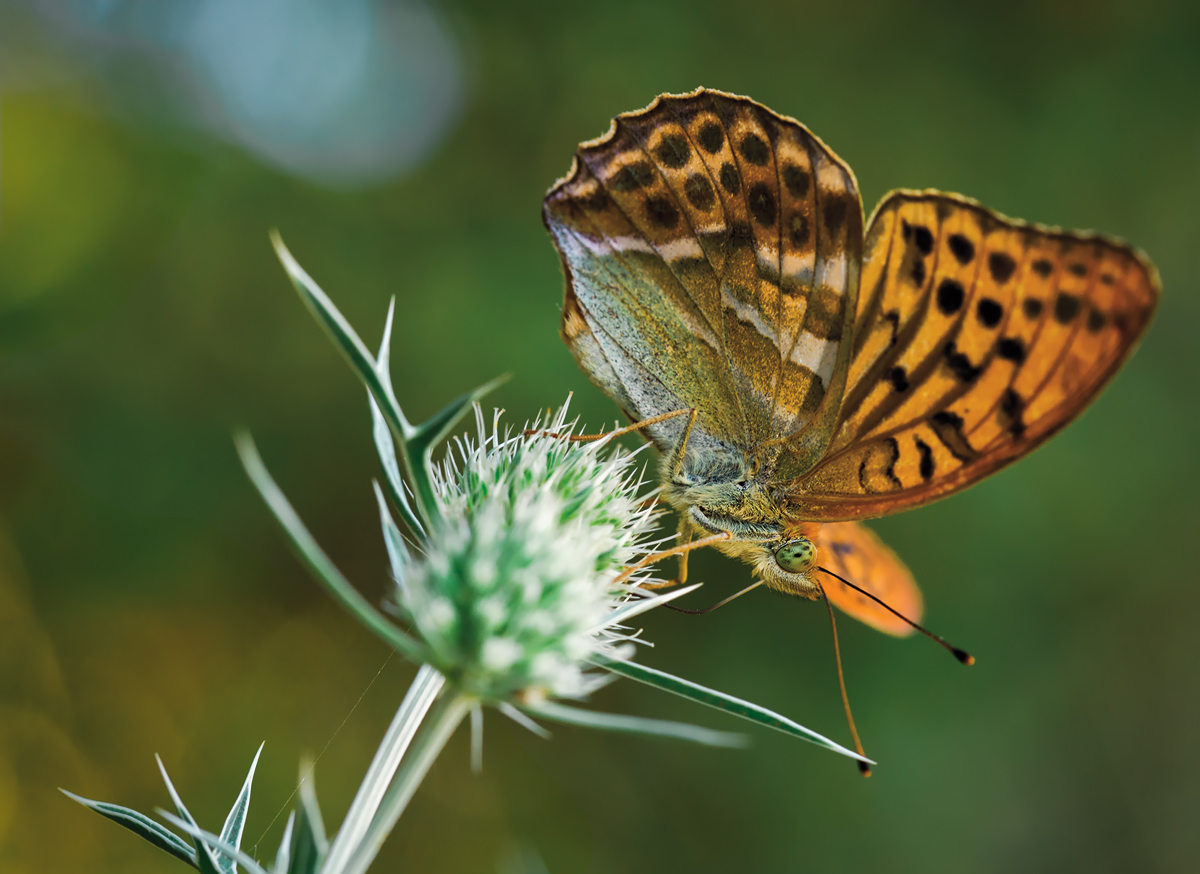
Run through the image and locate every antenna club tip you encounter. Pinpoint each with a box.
[953,649,976,666]
[857,761,872,777]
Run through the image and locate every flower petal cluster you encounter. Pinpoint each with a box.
[390,405,663,701]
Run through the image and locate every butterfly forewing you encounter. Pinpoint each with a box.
[789,191,1159,520]
[544,88,861,459]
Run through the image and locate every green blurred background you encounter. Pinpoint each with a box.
[1,0,1197,871]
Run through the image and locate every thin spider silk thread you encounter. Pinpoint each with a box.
[252,650,397,852]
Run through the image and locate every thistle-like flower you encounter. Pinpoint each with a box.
[394,403,664,703]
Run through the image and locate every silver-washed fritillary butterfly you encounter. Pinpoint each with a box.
[542,88,1159,642]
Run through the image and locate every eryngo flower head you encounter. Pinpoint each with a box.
[387,402,665,702]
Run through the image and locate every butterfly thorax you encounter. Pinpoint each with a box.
[662,444,781,533]
[659,444,825,599]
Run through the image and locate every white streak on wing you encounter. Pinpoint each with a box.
[659,236,705,261]
[696,221,726,235]
[789,331,834,382]
[721,287,778,344]
[782,253,814,283]
[815,336,840,384]
[815,250,848,296]
[756,245,779,274]
[608,234,656,254]
[814,155,848,196]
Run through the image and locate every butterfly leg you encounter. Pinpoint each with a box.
[614,530,730,587]
[636,521,692,590]
[526,408,697,444]
[664,408,699,481]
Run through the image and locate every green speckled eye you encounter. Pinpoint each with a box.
[774,538,816,574]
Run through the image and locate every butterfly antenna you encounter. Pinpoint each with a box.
[666,580,764,614]
[816,581,871,777]
[817,566,975,666]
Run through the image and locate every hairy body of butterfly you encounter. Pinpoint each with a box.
[544,88,1159,634]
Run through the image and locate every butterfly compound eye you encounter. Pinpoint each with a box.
[774,538,816,574]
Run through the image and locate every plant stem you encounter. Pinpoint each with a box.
[340,690,471,874]
[321,665,445,874]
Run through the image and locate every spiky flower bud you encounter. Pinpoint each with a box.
[388,404,663,702]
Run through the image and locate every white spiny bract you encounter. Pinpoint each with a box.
[392,403,664,702]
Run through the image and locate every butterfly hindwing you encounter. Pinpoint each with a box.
[544,88,861,459]
[815,522,922,637]
[789,190,1160,520]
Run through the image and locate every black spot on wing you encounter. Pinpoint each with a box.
[646,196,680,228]
[999,388,1027,437]
[988,252,1016,283]
[789,213,810,246]
[739,133,770,166]
[698,122,724,154]
[655,134,690,168]
[931,410,978,462]
[719,162,741,195]
[888,366,909,393]
[749,183,776,227]
[1087,307,1108,333]
[915,437,935,481]
[943,341,981,383]
[1032,258,1053,278]
[937,279,965,315]
[884,437,902,488]
[1023,298,1043,319]
[913,225,934,255]
[1054,293,1080,323]
[997,337,1026,363]
[948,234,975,264]
[782,163,810,197]
[976,297,1003,328]
[823,196,847,236]
[612,161,655,192]
[684,173,715,210]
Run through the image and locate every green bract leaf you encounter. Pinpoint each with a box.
[288,763,327,874]
[60,789,199,869]
[235,432,427,665]
[408,374,509,463]
[157,756,226,874]
[523,700,746,748]
[159,812,270,874]
[370,396,425,541]
[372,481,411,588]
[370,301,425,540]
[273,812,294,874]
[270,231,412,441]
[216,743,263,873]
[589,656,873,764]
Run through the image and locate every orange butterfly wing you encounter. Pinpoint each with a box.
[814,522,921,636]
[787,190,1160,521]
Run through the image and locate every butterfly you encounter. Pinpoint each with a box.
[542,87,1159,639]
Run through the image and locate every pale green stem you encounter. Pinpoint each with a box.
[340,691,471,874]
[321,665,445,874]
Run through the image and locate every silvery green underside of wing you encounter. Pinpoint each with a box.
[543,88,863,475]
